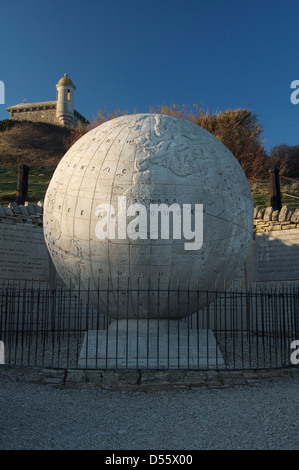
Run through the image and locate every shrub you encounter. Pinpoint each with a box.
[270,144,299,177]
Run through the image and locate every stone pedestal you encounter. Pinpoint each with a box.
[78,320,224,369]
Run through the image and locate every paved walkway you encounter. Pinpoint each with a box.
[0,372,298,450]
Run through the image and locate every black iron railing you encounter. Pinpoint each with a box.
[0,280,298,370]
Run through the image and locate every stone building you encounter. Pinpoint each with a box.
[6,74,89,127]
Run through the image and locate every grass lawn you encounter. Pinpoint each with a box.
[0,165,55,205]
[0,165,299,211]
[249,178,299,211]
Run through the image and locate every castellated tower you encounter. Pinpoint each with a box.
[56,74,76,126]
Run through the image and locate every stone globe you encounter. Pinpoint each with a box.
[43,113,253,319]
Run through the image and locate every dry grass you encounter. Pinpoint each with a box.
[0,121,71,166]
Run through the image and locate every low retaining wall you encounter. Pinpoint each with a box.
[1,365,298,391]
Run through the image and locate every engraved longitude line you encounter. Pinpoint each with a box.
[147,114,154,289]
[122,115,149,316]
[204,210,252,232]
[106,117,136,295]
[71,122,123,287]
[122,113,151,316]
[50,136,88,229]
[55,131,102,250]
[88,118,133,296]
[149,114,165,293]
[151,114,175,297]
[46,161,69,270]
[105,115,147,299]
[168,117,180,293]
[55,123,121,284]
[55,133,97,246]
[118,115,146,315]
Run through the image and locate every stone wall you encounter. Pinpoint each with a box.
[1,365,297,390]
[0,200,44,220]
[252,204,299,284]
[9,105,60,126]
[254,204,299,231]
[7,102,88,127]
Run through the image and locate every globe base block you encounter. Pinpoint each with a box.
[78,320,224,369]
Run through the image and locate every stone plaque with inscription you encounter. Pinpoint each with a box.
[254,230,299,282]
[0,223,50,281]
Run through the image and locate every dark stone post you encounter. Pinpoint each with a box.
[16,164,29,205]
[269,166,281,211]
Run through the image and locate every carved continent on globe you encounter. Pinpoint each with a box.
[43,113,253,319]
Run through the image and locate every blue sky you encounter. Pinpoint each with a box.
[0,0,298,152]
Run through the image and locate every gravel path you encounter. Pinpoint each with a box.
[0,373,298,450]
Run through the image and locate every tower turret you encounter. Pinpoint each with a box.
[56,74,76,126]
